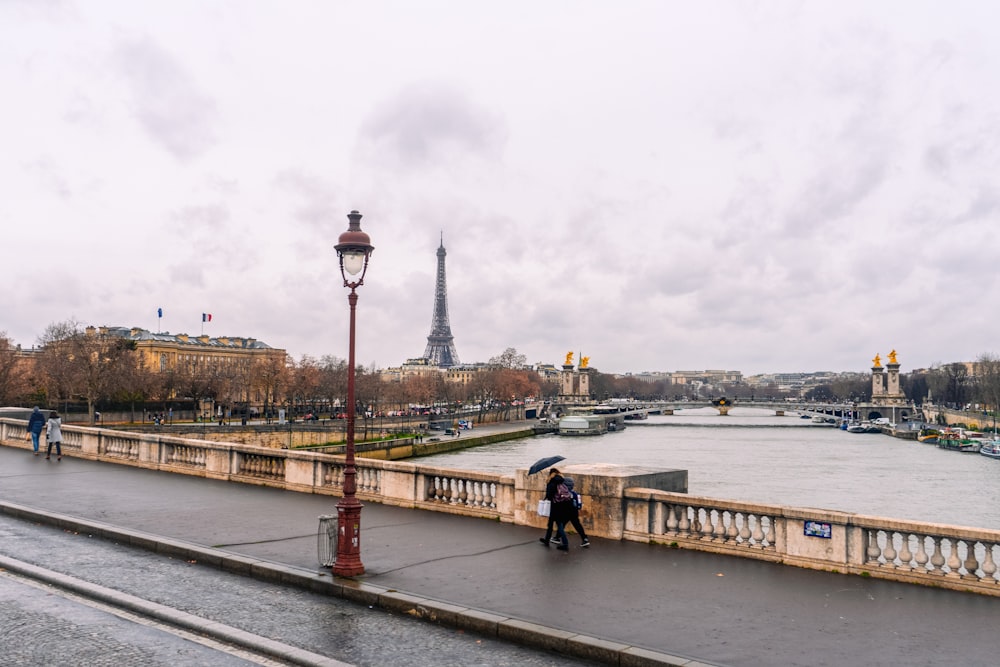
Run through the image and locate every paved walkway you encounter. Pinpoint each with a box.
[1,439,999,666]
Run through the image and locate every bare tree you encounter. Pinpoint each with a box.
[288,355,321,416]
[489,347,527,369]
[943,363,970,408]
[0,332,29,406]
[974,353,1000,431]
[317,355,347,416]
[253,353,291,421]
[355,364,385,439]
[36,322,141,423]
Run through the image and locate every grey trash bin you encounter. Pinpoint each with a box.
[318,514,338,567]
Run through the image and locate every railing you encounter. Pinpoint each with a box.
[3,418,999,596]
[857,518,1000,585]
[623,489,1000,595]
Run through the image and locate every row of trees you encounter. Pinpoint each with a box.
[0,326,553,425]
[5,323,1000,422]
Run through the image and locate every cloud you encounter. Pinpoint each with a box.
[113,37,219,160]
[359,84,507,170]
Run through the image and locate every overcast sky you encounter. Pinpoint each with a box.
[3,2,999,376]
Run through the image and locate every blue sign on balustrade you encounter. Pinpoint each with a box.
[803,520,832,539]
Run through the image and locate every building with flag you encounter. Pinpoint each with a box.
[90,326,284,375]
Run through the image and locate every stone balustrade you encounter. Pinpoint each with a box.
[623,489,1000,595]
[4,418,1000,597]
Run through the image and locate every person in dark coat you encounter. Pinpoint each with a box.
[541,474,591,548]
[538,468,573,551]
[27,407,45,455]
[562,477,590,548]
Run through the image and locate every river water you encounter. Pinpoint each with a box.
[417,408,1000,529]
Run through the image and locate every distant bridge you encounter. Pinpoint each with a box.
[586,399,920,422]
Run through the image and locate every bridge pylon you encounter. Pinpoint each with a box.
[711,397,732,416]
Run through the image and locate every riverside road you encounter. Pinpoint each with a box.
[1,438,999,666]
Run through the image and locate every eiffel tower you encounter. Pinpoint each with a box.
[423,233,460,367]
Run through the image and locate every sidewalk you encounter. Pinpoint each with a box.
[1,444,998,666]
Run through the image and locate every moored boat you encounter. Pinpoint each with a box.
[916,429,940,445]
[979,439,1000,459]
[846,421,881,434]
[937,428,981,452]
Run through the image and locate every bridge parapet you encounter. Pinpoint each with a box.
[622,489,1000,596]
[2,417,997,597]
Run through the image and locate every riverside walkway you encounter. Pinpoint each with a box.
[1,432,998,666]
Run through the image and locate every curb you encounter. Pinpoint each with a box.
[0,554,349,667]
[0,501,719,667]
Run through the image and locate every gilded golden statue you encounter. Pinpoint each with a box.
[888,349,898,364]
[873,353,881,368]
[580,356,590,369]
[564,351,574,366]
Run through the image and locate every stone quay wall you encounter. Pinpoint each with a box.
[3,418,999,597]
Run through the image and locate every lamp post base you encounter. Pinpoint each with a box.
[332,499,365,577]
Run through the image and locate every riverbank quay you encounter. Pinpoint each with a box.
[3,432,1000,665]
[95,418,537,460]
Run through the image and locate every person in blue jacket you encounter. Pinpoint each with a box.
[27,407,45,455]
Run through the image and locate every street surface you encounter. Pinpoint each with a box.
[0,514,597,666]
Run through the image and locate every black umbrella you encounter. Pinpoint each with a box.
[528,455,565,475]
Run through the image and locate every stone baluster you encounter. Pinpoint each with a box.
[981,544,998,584]
[711,509,726,542]
[883,531,898,566]
[866,529,882,563]
[690,507,701,539]
[664,504,678,535]
[944,539,961,578]
[677,505,691,536]
[764,515,777,549]
[751,515,765,548]
[702,508,716,541]
[738,513,752,545]
[725,511,739,544]
[961,540,980,581]
[914,534,930,572]
[897,532,913,571]
[690,507,704,539]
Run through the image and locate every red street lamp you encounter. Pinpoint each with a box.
[332,209,374,577]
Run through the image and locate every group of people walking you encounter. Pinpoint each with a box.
[539,467,590,551]
[26,407,63,460]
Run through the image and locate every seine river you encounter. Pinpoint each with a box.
[417,408,1000,530]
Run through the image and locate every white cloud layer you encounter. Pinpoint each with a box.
[3,1,999,375]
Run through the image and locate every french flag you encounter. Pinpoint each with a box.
[202,313,212,322]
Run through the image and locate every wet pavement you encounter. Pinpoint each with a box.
[2,439,1000,666]
[0,514,594,666]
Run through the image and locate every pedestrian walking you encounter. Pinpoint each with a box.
[538,468,573,551]
[27,406,45,455]
[45,411,62,461]
[540,474,590,548]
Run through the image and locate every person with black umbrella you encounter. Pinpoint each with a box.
[540,473,590,549]
[538,468,573,551]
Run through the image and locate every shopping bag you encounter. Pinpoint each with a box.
[25,433,32,441]
[537,499,551,517]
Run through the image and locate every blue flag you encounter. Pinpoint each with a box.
[157,308,163,318]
